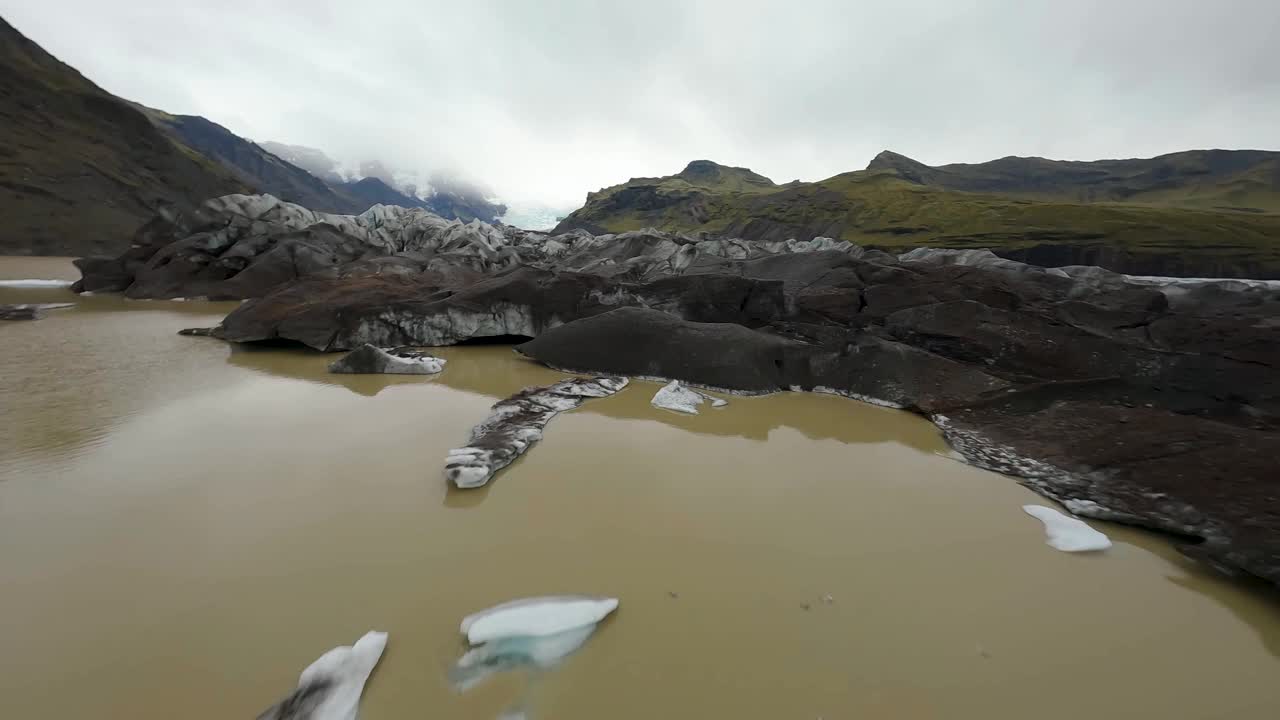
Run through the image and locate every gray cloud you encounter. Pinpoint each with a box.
[4,0,1277,207]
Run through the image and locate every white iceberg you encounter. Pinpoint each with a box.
[1023,505,1112,552]
[256,630,388,720]
[0,279,74,288]
[460,595,619,646]
[650,380,726,415]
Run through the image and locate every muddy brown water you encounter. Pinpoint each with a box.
[2,257,1279,719]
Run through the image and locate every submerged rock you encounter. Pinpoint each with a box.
[460,595,620,645]
[328,344,445,375]
[256,631,387,720]
[445,376,628,488]
[0,303,73,320]
[1023,505,1112,552]
[650,380,726,415]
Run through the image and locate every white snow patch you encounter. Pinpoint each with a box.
[461,596,619,646]
[1023,505,1112,552]
[0,279,73,288]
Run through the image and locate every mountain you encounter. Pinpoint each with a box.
[139,110,357,214]
[554,158,1280,278]
[257,140,353,184]
[259,141,508,223]
[867,149,1280,213]
[338,176,428,212]
[0,16,248,255]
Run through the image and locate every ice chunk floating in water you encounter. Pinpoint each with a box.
[0,279,73,288]
[446,376,628,489]
[450,625,597,692]
[650,380,727,415]
[327,344,446,375]
[1023,505,1112,552]
[451,596,618,712]
[256,631,388,720]
[461,595,619,645]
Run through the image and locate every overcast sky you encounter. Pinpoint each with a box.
[4,1,1278,207]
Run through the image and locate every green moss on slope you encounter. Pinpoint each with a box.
[556,161,1280,278]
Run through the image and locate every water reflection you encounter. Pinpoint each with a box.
[224,344,941,451]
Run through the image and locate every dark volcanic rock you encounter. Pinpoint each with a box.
[938,400,1280,582]
[217,264,787,351]
[518,308,810,393]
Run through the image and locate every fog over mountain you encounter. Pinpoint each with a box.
[3,0,1277,208]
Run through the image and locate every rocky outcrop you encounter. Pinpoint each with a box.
[327,344,445,375]
[446,377,629,489]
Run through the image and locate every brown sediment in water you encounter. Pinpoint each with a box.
[1,257,1279,719]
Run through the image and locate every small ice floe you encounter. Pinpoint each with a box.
[451,596,618,700]
[446,376,628,489]
[650,380,727,415]
[255,631,388,720]
[0,279,73,288]
[328,344,446,375]
[461,595,619,645]
[1023,505,1112,552]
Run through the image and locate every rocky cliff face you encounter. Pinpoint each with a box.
[0,17,248,256]
[75,194,1280,587]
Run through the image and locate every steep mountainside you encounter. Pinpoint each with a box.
[868,149,1280,213]
[555,159,1280,278]
[142,111,356,214]
[338,176,429,213]
[260,141,508,223]
[258,140,349,184]
[0,16,248,255]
